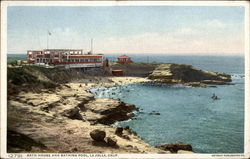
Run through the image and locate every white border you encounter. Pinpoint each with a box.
[244,1,250,156]
[1,1,250,159]
[1,1,249,7]
[0,1,8,159]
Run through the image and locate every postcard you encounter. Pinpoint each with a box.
[1,1,249,159]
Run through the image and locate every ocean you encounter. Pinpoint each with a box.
[91,54,245,153]
[8,53,245,153]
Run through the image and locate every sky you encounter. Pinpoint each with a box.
[7,6,245,55]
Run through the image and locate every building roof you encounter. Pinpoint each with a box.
[118,55,130,59]
[43,49,83,51]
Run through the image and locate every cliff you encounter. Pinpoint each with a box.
[148,64,231,87]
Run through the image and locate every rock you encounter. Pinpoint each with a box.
[89,121,97,125]
[106,137,117,146]
[186,82,208,87]
[84,98,138,125]
[126,145,133,148]
[61,107,83,120]
[71,147,78,152]
[114,127,130,140]
[155,142,193,153]
[27,99,44,107]
[148,64,231,86]
[89,129,106,142]
[122,135,130,140]
[115,127,123,136]
[127,112,134,118]
[202,80,231,85]
[124,126,137,135]
[40,106,49,113]
[124,126,130,130]
[149,111,161,115]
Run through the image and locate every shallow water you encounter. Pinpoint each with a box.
[91,77,244,153]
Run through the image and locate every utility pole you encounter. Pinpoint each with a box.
[47,32,48,49]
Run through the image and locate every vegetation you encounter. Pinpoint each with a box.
[7,56,26,65]
[7,130,47,152]
[8,66,58,86]
[7,65,100,96]
[7,66,68,96]
[7,61,161,95]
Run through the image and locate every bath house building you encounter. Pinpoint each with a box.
[27,49,106,69]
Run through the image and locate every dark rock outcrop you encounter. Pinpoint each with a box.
[84,98,138,125]
[106,137,117,147]
[98,103,137,125]
[149,111,160,115]
[148,64,231,87]
[156,142,193,153]
[90,129,106,142]
[124,126,137,136]
[115,127,124,136]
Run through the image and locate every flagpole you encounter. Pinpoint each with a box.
[47,31,48,49]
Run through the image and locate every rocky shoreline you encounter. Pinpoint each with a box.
[8,77,194,153]
[7,63,232,154]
